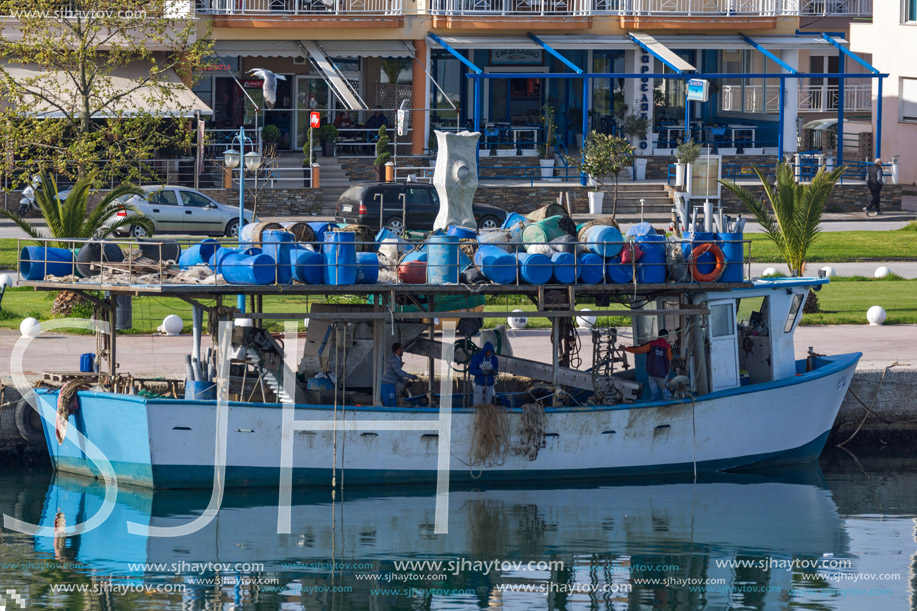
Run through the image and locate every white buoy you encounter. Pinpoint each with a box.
[866,305,886,326]
[874,266,891,279]
[20,317,40,338]
[0,273,12,289]
[160,314,183,336]
[508,309,528,330]
[576,308,597,329]
[819,266,836,278]
[762,267,779,277]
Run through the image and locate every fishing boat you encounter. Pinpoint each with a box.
[18,250,858,489]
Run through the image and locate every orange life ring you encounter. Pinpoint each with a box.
[690,243,727,282]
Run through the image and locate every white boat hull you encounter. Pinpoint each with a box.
[36,353,860,489]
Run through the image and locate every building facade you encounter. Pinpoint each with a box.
[192,0,876,169]
[851,0,916,185]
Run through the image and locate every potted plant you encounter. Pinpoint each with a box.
[569,131,634,216]
[374,125,391,182]
[539,104,557,179]
[622,114,649,180]
[261,124,281,156]
[675,138,701,189]
[496,142,516,157]
[318,124,339,157]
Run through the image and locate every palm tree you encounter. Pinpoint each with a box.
[1,173,153,314]
[1,173,152,245]
[719,162,845,277]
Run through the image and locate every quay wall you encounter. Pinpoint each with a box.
[3,367,916,467]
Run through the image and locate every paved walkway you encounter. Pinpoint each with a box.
[749,262,917,279]
[1,325,912,383]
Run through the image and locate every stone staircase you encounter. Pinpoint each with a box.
[597,182,674,217]
[314,158,353,215]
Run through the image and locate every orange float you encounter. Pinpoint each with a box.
[690,243,727,282]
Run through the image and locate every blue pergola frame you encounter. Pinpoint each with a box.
[427,33,888,173]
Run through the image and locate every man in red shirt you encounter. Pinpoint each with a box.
[624,329,673,401]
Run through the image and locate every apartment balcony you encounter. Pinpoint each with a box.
[799,84,872,113]
[798,0,871,17]
[430,0,593,29]
[197,0,404,27]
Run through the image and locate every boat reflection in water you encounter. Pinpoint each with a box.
[36,467,848,610]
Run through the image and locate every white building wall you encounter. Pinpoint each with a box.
[850,2,917,184]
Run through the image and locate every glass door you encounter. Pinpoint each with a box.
[297,76,330,150]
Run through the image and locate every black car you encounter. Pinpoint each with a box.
[334,182,507,234]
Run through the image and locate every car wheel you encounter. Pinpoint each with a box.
[477,215,500,231]
[225,219,240,238]
[385,218,404,236]
[130,224,149,239]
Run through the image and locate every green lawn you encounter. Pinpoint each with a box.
[746,227,917,263]
[800,277,917,325]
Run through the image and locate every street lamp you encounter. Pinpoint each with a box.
[223,126,263,312]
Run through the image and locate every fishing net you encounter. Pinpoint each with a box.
[470,402,510,467]
[515,402,546,461]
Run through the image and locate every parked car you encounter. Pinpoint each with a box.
[103,185,252,238]
[334,182,507,234]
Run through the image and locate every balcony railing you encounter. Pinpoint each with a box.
[720,85,780,113]
[430,0,589,15]
[799,84,872,112]
[622,0,789,15]
[799,0,871,16]
[430,0,812,16]
[196,0,402,15]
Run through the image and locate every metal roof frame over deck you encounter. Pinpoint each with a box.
[427,33,886,169]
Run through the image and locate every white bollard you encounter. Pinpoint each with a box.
[866,305,887,326]
[20,317,41,338]
[576,308,597,329]
[819,266,836,278]
[874,266,891,279]
[0,273,13,289]
[159,314,183,336]
[762,267,779,277]
[507,309,528,330]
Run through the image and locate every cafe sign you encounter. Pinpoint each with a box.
[491,49,543,65]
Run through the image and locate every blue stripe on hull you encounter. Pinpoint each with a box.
[53,431,832,490]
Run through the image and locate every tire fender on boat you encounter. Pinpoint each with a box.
[15,396,45,446]
[690,243,727,283]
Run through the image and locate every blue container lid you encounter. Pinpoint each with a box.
[625,222,655,239]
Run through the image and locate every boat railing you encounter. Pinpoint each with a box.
[13,234,755,291]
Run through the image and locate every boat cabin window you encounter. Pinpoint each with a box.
[710,303,735,338]
[784,293,805,333]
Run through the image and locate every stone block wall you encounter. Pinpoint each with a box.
[642,155,781,180]
[474,186,589,214]
[719,183,902,212]
[200,189,324,216]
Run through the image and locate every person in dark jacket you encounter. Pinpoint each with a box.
[381,343,416,407]
[624,329,673,401]
[469,342,498,405]
[364,108,387,131]
[864,158,884,216]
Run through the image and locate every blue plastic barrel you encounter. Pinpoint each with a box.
[308,222,335,248]
[683,231,718,276]
[551,252,580,284]
[262,230,294,284]
[446,225,477,240]
[636,234,666,284]
[220,252,275,285]
[516,252,552,285]
[626,222,655,239]
[427,234,460,284]
[355,252,380,284]
[401,250,427,265]
[185,381,217,401]
[581,225,624,258]
[292,250,324,284]
[717,232,744,282]
[577,253,605,285]
[79,353,95,373]
[209,246,261,271]
[178,239,219,270]
[502,212,527,230]
[19,246,75,280]
[324,231,357,285]
[606,254,634,284]
[474,245,516,285]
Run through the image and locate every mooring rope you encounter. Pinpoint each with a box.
[836,361,909,447]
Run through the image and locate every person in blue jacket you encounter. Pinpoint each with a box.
[469,342,499,405]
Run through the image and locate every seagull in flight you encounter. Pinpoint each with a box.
[247,68,286,109]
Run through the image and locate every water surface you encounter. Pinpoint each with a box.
[0,450,913,610]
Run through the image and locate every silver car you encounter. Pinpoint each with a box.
[106,185,252,238]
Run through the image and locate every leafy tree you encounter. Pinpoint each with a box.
[568,131,634,216]
[0,0,212,186]
[1,173,152,244]
[719,162,845,277]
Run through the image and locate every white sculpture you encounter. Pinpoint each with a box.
[433,130,480,232]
